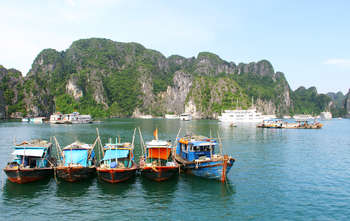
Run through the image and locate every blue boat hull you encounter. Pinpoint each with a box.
[179,158,235,181]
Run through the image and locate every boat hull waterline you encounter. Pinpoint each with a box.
[97,163,138,183]
[3,167,53,184]
[176,156,235,182]
[140,166,179,182]
[56,166,96,182]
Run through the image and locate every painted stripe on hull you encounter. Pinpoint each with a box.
[97,168,137,183]
[182,159,234,181]
[4,168,53,184]
[141,166,178,182]
[56,166,96,182]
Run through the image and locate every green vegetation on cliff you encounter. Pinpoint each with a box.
[0,38,344,119]
[291,87,331,115]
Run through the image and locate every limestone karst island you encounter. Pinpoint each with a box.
[1,38,349,120]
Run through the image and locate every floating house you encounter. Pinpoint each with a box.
[139,129,179,181]
[97,136,138,183]
[3,139,54,184]
[56,141,96,182]
[175,135,235,182]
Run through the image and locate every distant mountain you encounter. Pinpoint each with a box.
[345,90,350,118]
[0,38,338,119]
[326,91,347,117]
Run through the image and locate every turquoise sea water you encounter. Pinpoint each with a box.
[0,119,349,220]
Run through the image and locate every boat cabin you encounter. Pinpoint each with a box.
[100,141,133,169]
[62,142,95,167]
[145,140,173,166]
[176,136,217,161]
[10,140,52,168]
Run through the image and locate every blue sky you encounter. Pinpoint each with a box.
[0,0,349,94]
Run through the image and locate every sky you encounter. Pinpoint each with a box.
[0,0,349,94]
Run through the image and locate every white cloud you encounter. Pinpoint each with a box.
[324,58,350,67]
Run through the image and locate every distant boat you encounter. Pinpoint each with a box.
[21,118,29,122]
[175,134,235,182]
[55,141,96,182]
[257,119,323,129]
[50,112,92,124]
[293,114,314,121]
[3,139,55,184]
[139,128,179,181]
[33,117,46,124]
[97,132,138,184]
[180,113,192,121]
[320,112,332,120]
[164,114,179,119]
[139,115,153,119]
[218,108,271,123]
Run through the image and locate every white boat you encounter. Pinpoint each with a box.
[164,114,179,119]
[21,118,29,122]
[180,113,192,121]
[293,114,314,121]
[218,108,270,123]
[139,115,153,119]
[33,117,46,123]
[320,112,332,120]
[50,112,92,124]
[283,115,291,119]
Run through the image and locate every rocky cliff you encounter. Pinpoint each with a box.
[0,38,335,119]
[345,90,350,118]
[0,65,25,118]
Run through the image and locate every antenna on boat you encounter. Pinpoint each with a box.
[53,136,63,166]
[131,128,136,147]
[95,128,103,161]
[138,127,145,156]
[216,130,223,155]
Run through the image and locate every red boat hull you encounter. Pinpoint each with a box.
[56,166,96,182]
[97,164,138,183]
[3,167,53,184]
[140,166,179,182]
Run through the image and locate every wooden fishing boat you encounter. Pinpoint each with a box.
[3,139,55,184]
[257,119,323,129]
[175,135,235,182]
[97,134,138,183]
[139,129,179,182]
[55,141,96,182]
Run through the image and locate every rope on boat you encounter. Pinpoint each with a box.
[53,167,59,184]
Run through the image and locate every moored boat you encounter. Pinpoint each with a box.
[97,132,138,183]
[179,113,192,121]
[55,141,96,182]
[139,129,179,182]
[3,139,55,184]
[175,135,235,182]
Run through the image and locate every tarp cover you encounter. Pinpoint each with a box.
[12,149,44,157]
[64,149,88,166]
[103,149,129,160]
[148,148,171,160]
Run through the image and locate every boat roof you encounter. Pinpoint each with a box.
[14,140,52,149]
[145,140,171,148]
[12,148,47,157]
[63,141,92,150]
[178,135,217,146]
[104,142,132,150]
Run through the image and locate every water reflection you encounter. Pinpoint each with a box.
[96,177,135,196]
[55,178,94,198]
[180,174,236,199]
[2,178,51,199]
[141,176,178,206]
